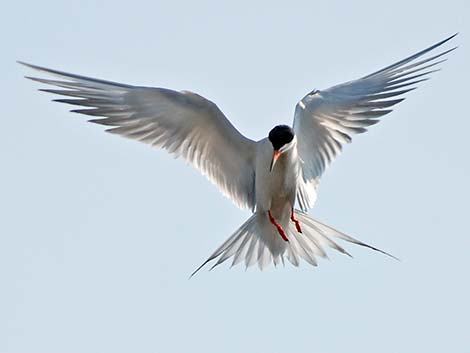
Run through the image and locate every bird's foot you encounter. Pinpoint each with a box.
[268,210,289,242]
[290,208,302,234]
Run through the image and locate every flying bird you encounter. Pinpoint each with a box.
[19,34,457,276]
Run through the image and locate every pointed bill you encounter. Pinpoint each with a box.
[270,150,281,172]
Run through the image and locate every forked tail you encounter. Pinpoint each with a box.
[190,209,397,277]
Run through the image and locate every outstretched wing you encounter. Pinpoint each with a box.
[293,34,457,210]
[21,62,257,210]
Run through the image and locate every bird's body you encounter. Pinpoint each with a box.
[255,136,298,218]
[20,34,457,275]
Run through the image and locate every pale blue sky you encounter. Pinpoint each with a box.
[2,1,469,352]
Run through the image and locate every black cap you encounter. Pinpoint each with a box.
[268,125,294,151]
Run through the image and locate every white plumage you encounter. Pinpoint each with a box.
[19,34,457,275]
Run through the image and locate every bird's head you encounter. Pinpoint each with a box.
[268,125,295,172]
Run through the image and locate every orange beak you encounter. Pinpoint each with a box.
[270,150,281,172]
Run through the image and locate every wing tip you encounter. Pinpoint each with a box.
[429,32,459,49]
[444,32,459,42]
[17,60,30,67]
[17,61,47,72]
[189,257,216,279]
[425,34,456,53]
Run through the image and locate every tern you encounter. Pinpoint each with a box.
[20,34,457,276]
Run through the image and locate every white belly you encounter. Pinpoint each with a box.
[254,139,299,220]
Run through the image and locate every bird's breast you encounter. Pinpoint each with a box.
[254,146,299,216]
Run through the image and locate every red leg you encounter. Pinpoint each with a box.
[291,208,302,233]
[268,210,289,242]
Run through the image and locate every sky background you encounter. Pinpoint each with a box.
[1,1,469,352]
